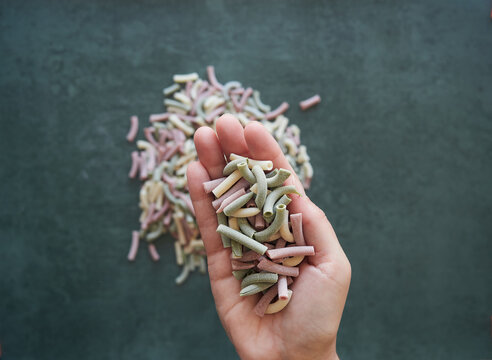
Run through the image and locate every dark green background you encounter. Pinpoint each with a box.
[1,0,491,359]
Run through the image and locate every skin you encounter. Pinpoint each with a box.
[187,114,351,360]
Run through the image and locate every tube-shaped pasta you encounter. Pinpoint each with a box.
[231,260,256,270]
[212,178,249,209]
[223,158,247,176]
[265,290,293,314]
[217,212,231,248]
[232,269,249,280]
[240,282,274,296]
[254,278,294,317]
[290,213,305,246]
[249,183,272,196]
[238,217,256,238]
[252,90,271,113]
[263,185,300,218]
[234,250,261,262]
[231,240,243,258]
[231,207,260,218]
[266,169,291,188]
[228,217,243,258]
[168,114,195,136]
[277,275,289,300]
[216,188,246,214]
[173,72,198,83]
[266,246,315,260]
[279,210,294,242]
[163,83,180,96]
[212,169,242,198]
[254,204,287,242]
[252,165,267,208]
[241,272,278,288]
[223,192,255,216]
[238,162,256,184]
[257,257,299,277]
[275,194,292,208]
[164,99,191,112]
[282,255,305,267]
[216,224,268,255]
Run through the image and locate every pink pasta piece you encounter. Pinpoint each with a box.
[127,231,140,261]
[231,260,256,270]
[149,113,170,123]
[290,213,306,246]
[139,152,148,180]
[163,143,179,161]
[128,151,140,179]
[185,80,193,97]
[126,115,139,142]
[257,257,299,277]
[299,94,321,111]
[144,127,159,149]
[151,200,170,222]
[254,277,293,317]
[148,243,160,261]
[162,172,177,187]
[238,87,253,111]
[207,65,223,90]
[231,95,241,112]
[302,177,312,189]
[255,214,265,230]
[163,211,172,226]
[230,87,245,95]
[177,192,195,216]
[275,238,287,249]
[141,203,155,230]
[211,178,250,209]
[265,102,289,120]
[146,148,156,173]
[216,188,246,213]
[177,114,201,124]
[159,129,171,145]
[233,250,261,262]
[266,246,315,260]
[205,105,226,123]
[203,177,227,194]
[278,275,289,300]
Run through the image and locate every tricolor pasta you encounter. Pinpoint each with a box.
[210,154,315,316]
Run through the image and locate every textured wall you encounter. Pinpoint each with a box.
[0,0,491,359]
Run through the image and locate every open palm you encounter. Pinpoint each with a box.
[187,114,351,360]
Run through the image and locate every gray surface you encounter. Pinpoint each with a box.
[1,0,492,359]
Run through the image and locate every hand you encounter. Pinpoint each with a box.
[187,114,351,360]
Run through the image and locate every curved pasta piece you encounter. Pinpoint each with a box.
[265,290,293,314]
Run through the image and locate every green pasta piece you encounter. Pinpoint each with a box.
[238,217,256,238]
[163,183,188,209]
[223,158,247,176]
[263,185,300,218]
[238,161,256,184]
[217,212,231,248]
[275,194,292,207]
[223,191,255,216]
[152,162,167,182]
[232,269,249,280]
[216,225,268,254]
[241,272,278,288]
[254,204,287,242]
[164,98,191,111]
[266,169,291,188]
[146,221,164,242]
[231,240,243,257]
[252,165,267,209]
[240,282,274,296]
